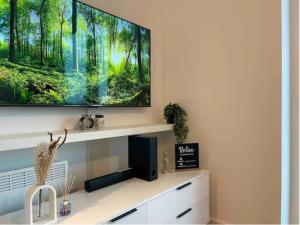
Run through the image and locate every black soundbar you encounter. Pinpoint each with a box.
[85,135,158,192]
[84,168,133,193]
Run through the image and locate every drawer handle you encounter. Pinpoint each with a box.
[110,208,138,223]
[176,182,192,190]
[177,208,192,219]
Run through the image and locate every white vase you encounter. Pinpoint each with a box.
[25,185,57,225]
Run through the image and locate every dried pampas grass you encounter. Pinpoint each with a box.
[34,140,59,185]
[34,130,67,186]
[34,130,68,217]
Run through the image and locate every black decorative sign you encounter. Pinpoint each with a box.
[175,143,199,170]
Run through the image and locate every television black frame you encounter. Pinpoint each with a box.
[0,0,151,108]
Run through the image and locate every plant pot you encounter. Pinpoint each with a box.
[166,116,175,124]
[175,143,199,170]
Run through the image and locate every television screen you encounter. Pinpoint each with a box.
[0,0,151,107]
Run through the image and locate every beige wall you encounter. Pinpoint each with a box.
[0,0,284,223]
[161,0,281,223]
[290,0,299,223]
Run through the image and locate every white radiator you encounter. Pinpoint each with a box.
[0,161,68,215]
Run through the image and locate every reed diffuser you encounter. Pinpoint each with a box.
[60,174,75,216]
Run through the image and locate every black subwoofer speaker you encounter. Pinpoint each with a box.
[128,135,158,181]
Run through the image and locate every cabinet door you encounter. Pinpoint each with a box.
[168,198,210,224]
[108,204,147,224]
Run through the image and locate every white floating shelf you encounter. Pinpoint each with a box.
[0,124,173,152]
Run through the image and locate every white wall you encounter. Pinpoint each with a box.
[0,0,167,215]
[0,0,164,136]
[160,0,281,223]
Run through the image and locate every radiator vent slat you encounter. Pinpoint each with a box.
[0,161,68,192]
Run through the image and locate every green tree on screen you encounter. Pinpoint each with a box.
[0,0,151,106]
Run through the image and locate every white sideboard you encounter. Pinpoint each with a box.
[0,170,210,224]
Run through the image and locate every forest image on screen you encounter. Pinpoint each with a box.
[0,0,151,106]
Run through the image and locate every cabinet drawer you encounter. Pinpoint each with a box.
[175,174,209,213]
[168,197,210,224]
[147,189,177,224]
[147,175,209,224]
[108,204,147,224]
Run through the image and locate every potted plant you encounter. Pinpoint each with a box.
[163,103,199,170]
[163,103,188,144]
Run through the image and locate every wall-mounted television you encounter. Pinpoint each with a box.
[0,0,151,107]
